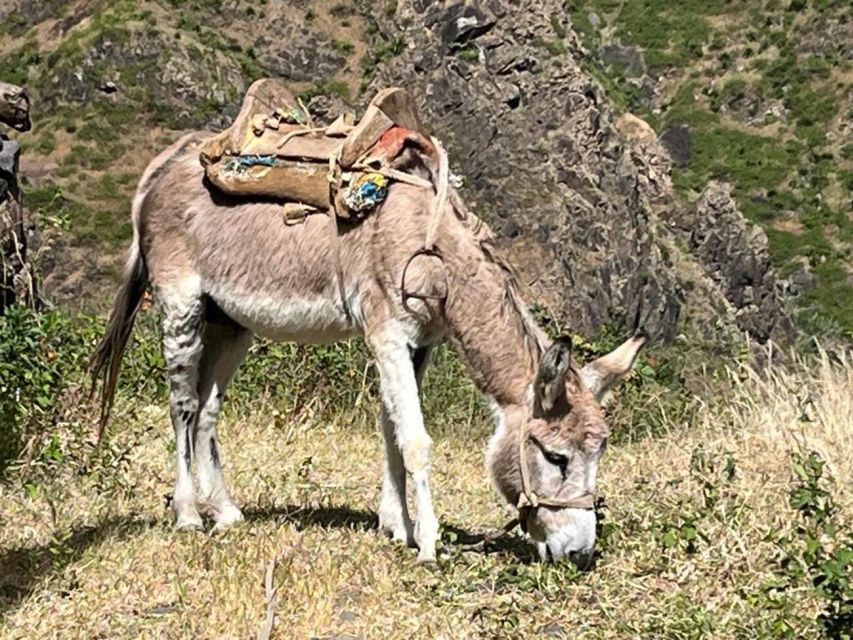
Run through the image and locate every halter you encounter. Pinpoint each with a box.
[512,415,596,534]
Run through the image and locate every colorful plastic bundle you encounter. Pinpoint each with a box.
[344,172,389,214]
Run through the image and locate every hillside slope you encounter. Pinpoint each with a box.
[563,0,852,335]
[1,0,849,341]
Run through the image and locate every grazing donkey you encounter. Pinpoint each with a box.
[92,131,645,567]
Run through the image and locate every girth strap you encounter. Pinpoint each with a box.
[398,137,451,305]
[327,147,352,324]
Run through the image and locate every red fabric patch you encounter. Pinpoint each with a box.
[365,126,434,163]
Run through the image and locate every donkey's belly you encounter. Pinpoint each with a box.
[206,282,360,343]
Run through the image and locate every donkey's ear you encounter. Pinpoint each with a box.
[533,337,572,417]
[580,332,648,403]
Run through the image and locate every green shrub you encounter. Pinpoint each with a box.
[296,79,351,103]
[0,305,172,475]
[0,307,90,471]
[762,451,853,638]
[361,35,405,79]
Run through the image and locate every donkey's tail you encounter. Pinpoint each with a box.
[89,132,204,437]
[89,196,149,439]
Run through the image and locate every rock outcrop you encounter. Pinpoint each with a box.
[0,82,37,311]
[686,182,791,342]
[356,0,789,343]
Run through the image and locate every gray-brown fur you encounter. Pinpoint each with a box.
[91,132,645,565]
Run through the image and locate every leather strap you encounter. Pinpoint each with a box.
[423,136,449,252]
[516,413,596,520]
[327,148,352,324]
[398,137,451,305]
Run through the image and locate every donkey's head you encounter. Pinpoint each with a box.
[488,333,646,569]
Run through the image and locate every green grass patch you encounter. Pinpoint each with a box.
[27,182,132,248]
[671,125,790,197]
[331,39,355,55]
[531,36,567,57]
[565,0,720,71]
[297,79,351,103]
[361,35,405,79]
[0,39,40,86]
[455,46,480,63]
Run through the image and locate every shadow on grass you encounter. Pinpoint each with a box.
[245,504,538,563]
[0,503,538,617]
[441,522,539,563]
[244,502,379,531]
[0,516,161,616]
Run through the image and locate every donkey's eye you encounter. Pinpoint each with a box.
[542,449,569,468]
[531,437,570,476]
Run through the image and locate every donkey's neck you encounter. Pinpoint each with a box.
[443,244,546,405]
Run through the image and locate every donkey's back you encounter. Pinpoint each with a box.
[136,131,445,343]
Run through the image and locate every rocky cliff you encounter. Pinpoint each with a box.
[0,0,805,344]
[360,0,792,343]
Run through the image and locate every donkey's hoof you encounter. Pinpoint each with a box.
[212,504,244,531]
[416,549,438,566]
[175,511,204,531]
[380,522,415,547]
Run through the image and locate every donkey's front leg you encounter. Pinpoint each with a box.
[378,405,415,546]
[370,334,439,563]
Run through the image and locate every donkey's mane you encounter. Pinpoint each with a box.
[452,191,547,362]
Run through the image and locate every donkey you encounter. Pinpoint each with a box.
[91,131,645,567]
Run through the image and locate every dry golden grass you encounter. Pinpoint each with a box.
[0,348,850,639]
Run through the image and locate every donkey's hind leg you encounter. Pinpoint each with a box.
[160,283,205,530]
[195,320,252,530]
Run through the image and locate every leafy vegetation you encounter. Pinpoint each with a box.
[770,451,853,637]
[296,79,352,103]
[361,34,405,79]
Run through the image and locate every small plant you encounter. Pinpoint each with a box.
[530,36,566,57]
[331,39,354,55]
[296,79,351,103]
[658,511,705,555]
[763,451,853,638]
[0,307,85,471]
[455,46,479,63]
[788,452,852,637]
[361,35,405,79]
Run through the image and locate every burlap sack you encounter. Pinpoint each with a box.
[199,79,425,213]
